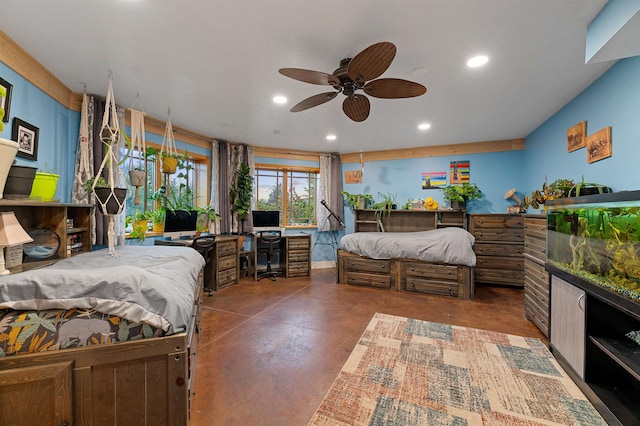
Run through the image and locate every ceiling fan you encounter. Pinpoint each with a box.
[279,42,427,122]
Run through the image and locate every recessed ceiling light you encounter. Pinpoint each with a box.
[326,134,337,141]
[273,95,287,104]
[466,55,489,68]
[418,123,431,130]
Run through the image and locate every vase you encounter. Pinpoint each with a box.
[0,138,19,200]
[161,157,178,174]
[450,200,466,211]
[94,187,127,215]
[3,164,36,199]
[30,172,59,201]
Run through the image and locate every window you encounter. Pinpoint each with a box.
[254,165,318,227]
[120,144,209,219]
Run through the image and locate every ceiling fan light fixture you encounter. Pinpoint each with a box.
[467,55,489,68]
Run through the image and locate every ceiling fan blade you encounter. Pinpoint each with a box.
[279,68,340,85]
[347,42,396,83]
[290,92,338,112]
[363,78,427,99]
[342,95,370,122]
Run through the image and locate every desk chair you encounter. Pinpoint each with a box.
[256,230,282,281]
[190,235,216,296]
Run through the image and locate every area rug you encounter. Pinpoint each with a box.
[308,313,606,426]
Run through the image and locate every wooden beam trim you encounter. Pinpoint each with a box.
[0,30,75,110]
[341,138,525,163]
[124,114,213,150]
[253,146,321,162]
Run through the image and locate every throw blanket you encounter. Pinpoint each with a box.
[339,227,476,267]
[0,246,205,334]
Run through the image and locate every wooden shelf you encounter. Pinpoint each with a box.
[590,336,640,382]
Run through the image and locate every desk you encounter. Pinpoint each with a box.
[252,233,311,280]
[155,235,239,293]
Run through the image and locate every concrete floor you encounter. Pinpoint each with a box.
[190,268,546,426]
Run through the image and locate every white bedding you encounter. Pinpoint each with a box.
[0,246,205,334]
[339,227,476,267]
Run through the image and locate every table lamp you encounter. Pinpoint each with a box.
[0,211,34,275]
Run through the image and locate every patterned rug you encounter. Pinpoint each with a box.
[308,313,606,426]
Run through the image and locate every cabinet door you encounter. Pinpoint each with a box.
[550,275,586,378]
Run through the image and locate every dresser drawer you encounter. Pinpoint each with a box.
[524,217,546,239]
[346,257,391,275]
[288,250,309,262]
[474,268,524,286]
[217,241,237,256]
[474,242,523,257]
[288,237,310,250]
[476,255,523,270]
[524,292,549,337]
[345,272,391,288]
[470,214,524,230]
[472,228,523,242]
[217,255,236,271]
[405,262,458,281]
[217,268,237,288]
[524,236,546,264]
[405,277,458,297]
[287,261,309,276]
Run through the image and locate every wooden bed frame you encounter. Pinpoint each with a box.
[0,270,203,425]
[337,209,474,300]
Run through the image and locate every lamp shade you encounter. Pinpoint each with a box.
[0,211,34,246]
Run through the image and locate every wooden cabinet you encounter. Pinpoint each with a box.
[523,214,550,336]
[550,275,586,378]
[469,214,524,287]
[0,200,93,271]
[549,267,640,425]
[210,236,239,291]
[285,234,311,277]
[354,209,466,233]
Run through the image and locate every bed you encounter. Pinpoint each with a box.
[0,245,205,426]
[337,216,475,299]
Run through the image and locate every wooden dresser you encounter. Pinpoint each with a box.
[284,234,311,277]
[523,214,549,337]
[469,214,524,287]
[211,236,240,290]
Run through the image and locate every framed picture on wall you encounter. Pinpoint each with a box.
[567,120,586,152]
[12,118,39,161]
[0,77,12,123]
[586,126,612,164]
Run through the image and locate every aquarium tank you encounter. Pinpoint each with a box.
[546,190,640,305]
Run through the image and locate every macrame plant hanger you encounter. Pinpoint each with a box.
[128,107,146,206]
[92,73,127,256]
[75,88,93,197]
[160,109,178,197]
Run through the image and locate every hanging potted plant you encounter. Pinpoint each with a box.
[160,112,179,174]
[86,176,128,215]
[229,163,253,248]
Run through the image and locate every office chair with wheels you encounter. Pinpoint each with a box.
[190,235,216,296]
[256,230,282,281]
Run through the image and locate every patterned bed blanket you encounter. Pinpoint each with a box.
[0,308,163,357]
[0,245,205,335]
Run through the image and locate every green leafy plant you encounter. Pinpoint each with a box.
[126,209,149,241]
[441,183,482,202]
[0,85,6,132]
[341,191,373,209]
[229,163,254,234]
[371,192,397,218]
[147,208,166,226]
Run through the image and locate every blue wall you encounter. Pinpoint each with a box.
[1,63,80,202]
[523,56,640,195]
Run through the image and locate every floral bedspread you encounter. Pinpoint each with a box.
[0,308,163,357]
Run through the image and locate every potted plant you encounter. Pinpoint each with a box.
[341,191,373,210]
[0,86,20,200]
[371,192,397,218]
[229,163,253,246]
[126,209,149,242]
[148,208,166,233]
[196,205,220,233]
[86,176,128,215]
[441,183,482,210]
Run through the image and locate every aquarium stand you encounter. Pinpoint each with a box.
[547,264,640,425]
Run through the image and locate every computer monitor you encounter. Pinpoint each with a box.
[252,210,280,233]
[163,210,198,240]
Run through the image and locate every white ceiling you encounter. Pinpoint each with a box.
[0,0,616,154]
